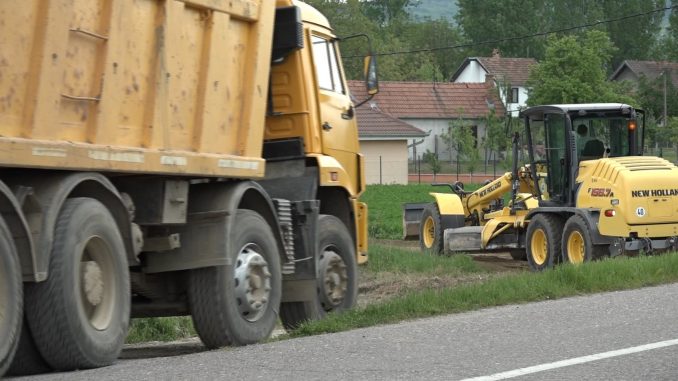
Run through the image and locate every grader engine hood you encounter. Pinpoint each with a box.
[577,157,678,232]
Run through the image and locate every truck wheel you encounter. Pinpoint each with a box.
[420,203,444,254]
[188,209,281,348]
[7,318,51,376]
[24,198,130,371]
[526,214,564,271]
[0,217,22,377]
[561,215,607,264]
[280,214,357,330]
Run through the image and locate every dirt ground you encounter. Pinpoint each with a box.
[357,239,528,308]
[120,240,528,360]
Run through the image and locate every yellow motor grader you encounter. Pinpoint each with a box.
[408,103,678,271]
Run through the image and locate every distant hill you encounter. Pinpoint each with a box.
[408,0,458,22]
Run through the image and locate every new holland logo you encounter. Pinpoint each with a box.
[631,189,678,197]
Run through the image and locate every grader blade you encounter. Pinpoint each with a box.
[402,202,428,240]
[444,226,484,254]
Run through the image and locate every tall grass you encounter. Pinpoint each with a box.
[287,253,678,337]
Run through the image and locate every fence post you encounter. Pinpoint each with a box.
[379,155,382,185]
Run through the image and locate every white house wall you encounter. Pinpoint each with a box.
[500,86,529,117]
[360,140,410,184]
[454,61,486,82]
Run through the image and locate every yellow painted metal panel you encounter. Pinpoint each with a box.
[0,0,271,178]
[179,0,260,20]
[0,1,40,137]
[430,193,465,215]
[355,200,368,264]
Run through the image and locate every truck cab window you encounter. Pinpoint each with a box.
[311,35,345,94]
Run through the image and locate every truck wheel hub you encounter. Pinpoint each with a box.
[234,245,271,322]
[319,250,348,310]
[82,260,104,306]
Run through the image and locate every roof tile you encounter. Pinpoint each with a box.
[348,81,506,119]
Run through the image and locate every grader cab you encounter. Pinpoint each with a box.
[408,103,678,271]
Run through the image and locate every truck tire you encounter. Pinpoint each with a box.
[280,214,357,330]
[188,209,281,348]
[561,215,607,264]
[0,217,22,377]
[24,198,130,371]
[420,203,444,254]
[7,318,51,376]
[526,214,564,271]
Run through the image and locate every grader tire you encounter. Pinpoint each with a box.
[0,217,22,377]
[526,214,564,271]
[280,215,357,331]
[419,203,444,254]
[188,209,282,348]
[562,215,608,264]
[24,198,130,371]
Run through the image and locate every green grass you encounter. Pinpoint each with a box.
[365,244,483,275]
[361,183,480,239]
[285,252,678,337]
[126,317,195,344]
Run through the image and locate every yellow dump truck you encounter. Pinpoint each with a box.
[0,0,377,374]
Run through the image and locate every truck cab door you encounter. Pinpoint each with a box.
[310,34,359,188]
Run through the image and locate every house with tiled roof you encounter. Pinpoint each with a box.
[356,104,427,184]
[451,50,537,117]
[610,60,678,88]
[348,78,505,165]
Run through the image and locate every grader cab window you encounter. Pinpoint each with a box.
[572,117,641,159]
[528,115,567,202]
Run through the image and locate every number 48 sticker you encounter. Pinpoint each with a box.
[636,207,646,217]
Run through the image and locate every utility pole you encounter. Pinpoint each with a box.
[664,70,667,130]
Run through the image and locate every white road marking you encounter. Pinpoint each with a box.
[461,338,678,381]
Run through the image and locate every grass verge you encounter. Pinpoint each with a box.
[286,252,678,338]
[365,244,484,275]
[360,183,480,239]
[126,317,195,344]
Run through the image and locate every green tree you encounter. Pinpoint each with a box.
[422,149,442,181]
[456,0,548,58]
[482,109,504,173]
[526,30,636,106]
[635,72,678,123]
[444,115,478,176]
[600,0,664,67]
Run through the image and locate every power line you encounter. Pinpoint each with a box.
[347,4,677,58]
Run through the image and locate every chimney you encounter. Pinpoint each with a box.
[492,48,501,58]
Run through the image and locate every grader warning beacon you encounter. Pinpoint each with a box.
[411,103,678,271]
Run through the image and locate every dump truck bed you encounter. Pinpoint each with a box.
[0,0,274,178]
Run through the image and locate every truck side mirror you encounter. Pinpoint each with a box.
[364,55,379,95]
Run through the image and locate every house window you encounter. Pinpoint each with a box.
[510,87,519,104]
[311,35,345,94]
[471,125,478,148]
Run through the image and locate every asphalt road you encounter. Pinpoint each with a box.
[14,283,678,380]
